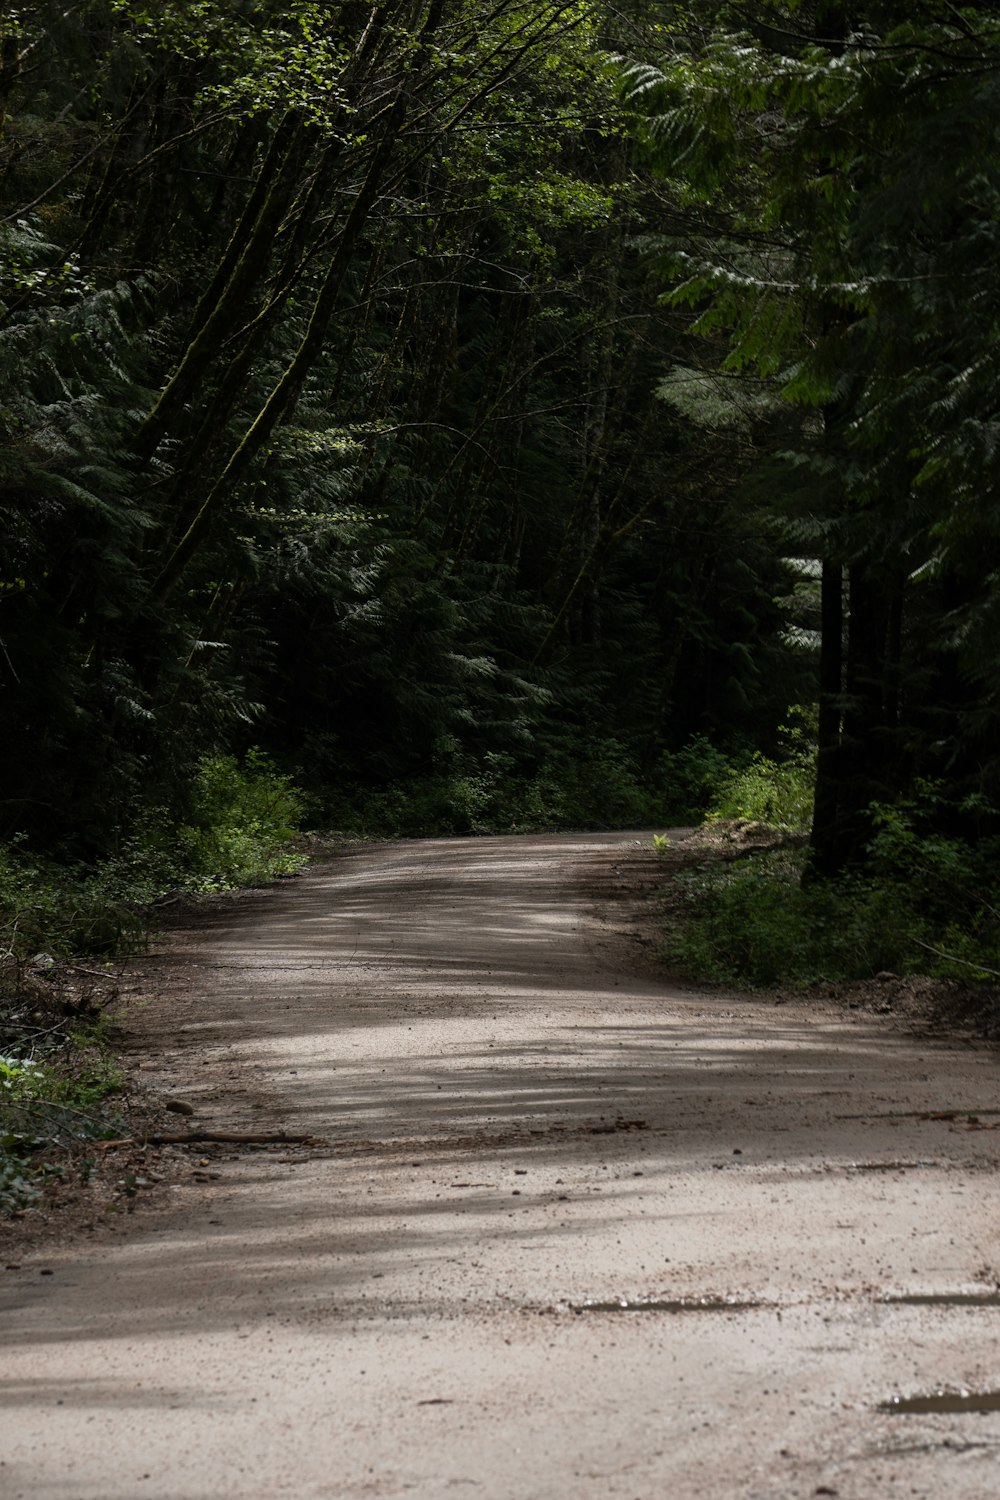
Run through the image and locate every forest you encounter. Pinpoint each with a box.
[2,1,1000,991]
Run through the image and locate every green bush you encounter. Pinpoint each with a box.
[656,736,741,822]
[662,783,1000,989]
[865,787,1000,981]
[662,848,921,988]
[706,710,816,832]
[0,1145,45,1215]
[648,713,818,831]
[560,738,651,828]
[0,750,307,972]
[0,839,145,960]
[177,749,306,888]
[708,749,814,832]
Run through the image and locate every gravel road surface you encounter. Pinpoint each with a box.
[3,833,1000,1499]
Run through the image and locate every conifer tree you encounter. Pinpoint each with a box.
[621,1,1000,868]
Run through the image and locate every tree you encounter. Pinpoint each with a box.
[1,0,812,852]
[620,2,1000,868]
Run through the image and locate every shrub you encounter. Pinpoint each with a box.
[0,750,307,974]
[708,750,814,832]
[662,847,921,987]
[0,839,145,962]
[866,787,1000,981]
[650,712,818,832]
[707,710,816,832]
[661,780,1000,988]
[177,749,306,888]
[655,736,740,822]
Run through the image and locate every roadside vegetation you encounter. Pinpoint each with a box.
[660,742,1000,998]
[0,750,305,1212]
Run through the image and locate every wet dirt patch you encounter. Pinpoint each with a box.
[880,1390,1000,1415]
[880,1291,1000,1308]
[308,1118,654,1160]
[569,1295,762,1315]
[848,1160,939,1173]
[837,1108,1000,1122]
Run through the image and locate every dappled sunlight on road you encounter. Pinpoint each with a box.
[4,833,1000,1500]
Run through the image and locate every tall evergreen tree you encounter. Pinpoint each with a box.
[620,1,1000,868]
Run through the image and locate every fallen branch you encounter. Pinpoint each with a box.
[96,1129,327,1149]
[64,962,123,982]
[911,937,1000,980]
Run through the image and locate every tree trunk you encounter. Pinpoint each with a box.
[150,0,448,603]
[807,557,844,877]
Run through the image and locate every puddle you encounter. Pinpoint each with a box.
[848,1161,937,1173]
[570,1296,760,1315]
[880,1391,1000,1415]
[882,1291,1000,1308]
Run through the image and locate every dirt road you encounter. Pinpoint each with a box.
[3,832,1000,1499]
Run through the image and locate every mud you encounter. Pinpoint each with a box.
[569,1296,762,1314]
[880,1392,1000,1416]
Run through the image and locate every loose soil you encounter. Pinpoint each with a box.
[3,831,1000,1499]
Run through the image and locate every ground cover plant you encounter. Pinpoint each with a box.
[0,1028,126,1215]
[0,749,307,1210]
[659,750,1000,998]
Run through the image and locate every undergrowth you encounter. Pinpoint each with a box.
[661,781,1000,991]
[320,737,660,836]
[0,749,306,961]
[314,728,788,837]
[0,749,305,1211]
[663,846,921,987]
[0,1024,126,1214]
[704,709,816,834]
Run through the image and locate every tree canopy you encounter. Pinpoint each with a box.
[2,0,996,878]
[621,1,1000,868]
[1,0,813,854]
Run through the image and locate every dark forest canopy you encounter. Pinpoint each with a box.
[621,1,1000,868]
[1,2,997,873]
